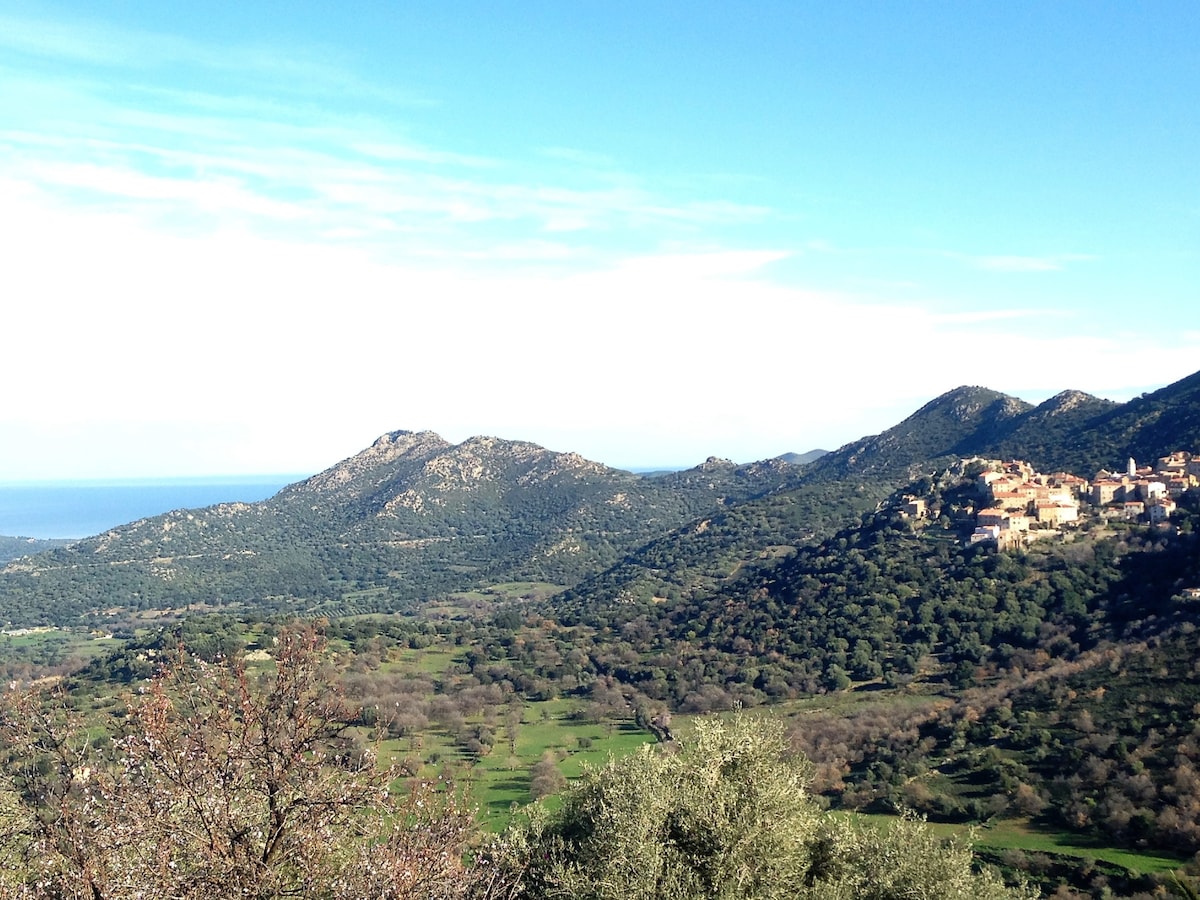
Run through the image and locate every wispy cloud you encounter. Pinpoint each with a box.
[0,14,137,66]
[976,255,1062,272]
[350,141,496,168]
[0,13,427,106]
[0,18,771,271]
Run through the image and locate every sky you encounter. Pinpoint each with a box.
[0,1,1197,480]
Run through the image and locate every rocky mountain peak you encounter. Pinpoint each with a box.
[913,386,1027,423]
[371,430,450,453]
[1038,389,1102,415]
[284,430,452,496]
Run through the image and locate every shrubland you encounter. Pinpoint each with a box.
[0,625,1037,899]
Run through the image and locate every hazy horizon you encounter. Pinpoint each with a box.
[0,372,1182,486]
[0,475,301,540]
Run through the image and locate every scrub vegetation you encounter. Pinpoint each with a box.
[0,627,1034,899]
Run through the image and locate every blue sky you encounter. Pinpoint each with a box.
[1,2,1197,479]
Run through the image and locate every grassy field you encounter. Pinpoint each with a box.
[333,635,1200,872]
[468,713,655,829]
[373,681,657,831]
[383,643,462,676]
[0,626,114,676]
[970,819,1188,876]
[846,813,1188,876]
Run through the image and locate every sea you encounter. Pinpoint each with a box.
[0,476,306,540]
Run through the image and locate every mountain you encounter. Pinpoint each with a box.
[776,449,829,466]
[1010,369,1200,474]
[806,368,1200,483]
[979,388,1119,472]
[545,462,1200,703]
[0,432,804,627]
[805,386,1032,481]
[554,388,1051,611]
[546,368,1200,694]
[2,368,1198,630]
[558,388,1053,610]
[967,371,1200,477]
[498,457,1200,865]
[557,475,889,610]
[552,370,1200,620]
[6,371,1200,879]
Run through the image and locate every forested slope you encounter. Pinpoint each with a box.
[0,434,806,626]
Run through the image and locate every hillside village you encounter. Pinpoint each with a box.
[906,451,1199,548]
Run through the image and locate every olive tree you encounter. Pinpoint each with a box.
[476,713,1034,900]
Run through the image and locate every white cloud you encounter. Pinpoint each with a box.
[0,82,769,265]
[460,241,578,261]
[1,180,1197,477]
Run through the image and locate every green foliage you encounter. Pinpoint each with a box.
[4,377,1200,895]
[810,814,1030,899]
[560,476,890,613]
[5,372,1200,636]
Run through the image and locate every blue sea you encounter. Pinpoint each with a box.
[0,476,306,540]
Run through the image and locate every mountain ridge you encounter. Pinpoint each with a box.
[2,368,1198,627]
[0,432,808,626]
[805,368,1200,482]
[549,370,1200,613]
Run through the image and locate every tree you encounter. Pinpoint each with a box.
[0,624,475,899]
[477,713,1032,900]
[528,750,566,801]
